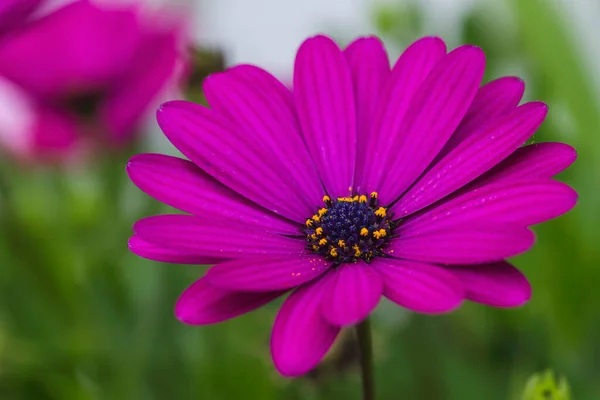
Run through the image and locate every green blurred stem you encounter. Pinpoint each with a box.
[355,317,375,400]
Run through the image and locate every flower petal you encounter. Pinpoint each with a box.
[395,102,548,216]
[133,214,304,259]
[399,180,578,234]
[127,153,299,235]
[344,36,391,183]
[444,262,531,307]
[294,35,356,198]
[175,276,285,325]
[102,25,183,144]
[374,259,464,313]
[271,276,340,377]
[321,263,383,326]
[207,255,330,292]
[439,76,525,157]
[358,36,446,191]
[472,142,577,187]
[156,100,315,222]
[367,45,486,204]
[388,225,535,265]
[203,65,323,207]
[0,0,43,35]
[128,235,221,264]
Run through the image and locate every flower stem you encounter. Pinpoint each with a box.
[355,317,375,400]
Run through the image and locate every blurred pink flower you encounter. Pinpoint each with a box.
[0,0,189,163]
[0,0,44,35]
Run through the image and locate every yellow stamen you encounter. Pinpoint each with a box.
[310,233,317,239]
[315,227,323,235]
[360,228,369,236]
[370,191,378,199]
[306,219,313,227]
[312,245,319,251]
[375,207,387,218]
[353,245,361,257]
[373,229,387,239]
[358,195,367,203]
[352,195,359,202]
[318,208,328,217]
[330,247,338,257]
[319,238,328,246]
[338,240,346,248]
[323,195,331,203]
[312,214,320,222]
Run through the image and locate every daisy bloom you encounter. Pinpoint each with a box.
[128,35,577,377]
[0,0,188,163]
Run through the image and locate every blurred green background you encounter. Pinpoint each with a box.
[0,0,597,398]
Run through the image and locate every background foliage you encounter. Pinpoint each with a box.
[0,0,596,399]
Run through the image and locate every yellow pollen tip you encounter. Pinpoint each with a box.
[330,247,338,257]
[312,214,320,222]
[306,219,313,227]
[318,208,328,217]
[322,195,331,203]
[353,245,361,257]
[312,245,319,251]
[370,191,378,199]
[373,229,387,239]
[375,207,387,217]
[352,195,359,202]
[310,233,317,239]
[338,240,346,248]
[319,238,328,246]
[359,195,367,203]
[360,228,369,237]
[315,227,323,235]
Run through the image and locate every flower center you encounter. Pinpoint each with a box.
[305,192,395,264]
[62,92,103,120]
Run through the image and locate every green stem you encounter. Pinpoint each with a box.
[355,317,375,400]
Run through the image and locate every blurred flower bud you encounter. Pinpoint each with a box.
[522,370,571,400]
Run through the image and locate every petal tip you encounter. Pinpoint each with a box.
[530,100,549,111]
[127,235,138,250]
[126,153,151,174]
[494,75,526,92]
[299,34,341,53]
[418,35,446,44]
[174,299,198,326]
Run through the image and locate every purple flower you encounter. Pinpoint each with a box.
[0,0,187,163]
[128,35,578,376]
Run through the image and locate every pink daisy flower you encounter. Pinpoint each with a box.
[0,0,187,163]
[128,35,577,377]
